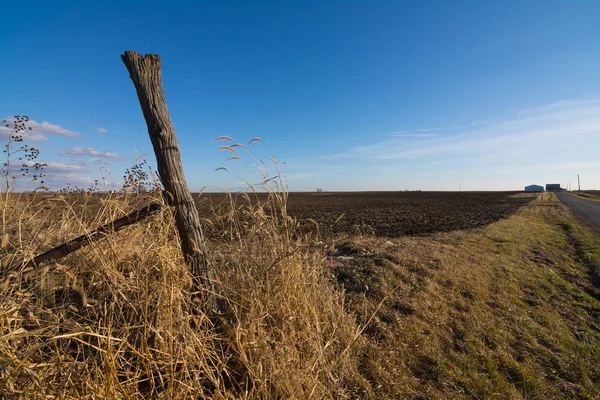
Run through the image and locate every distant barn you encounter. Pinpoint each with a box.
[524,184,544,192]
[545,184,563,192]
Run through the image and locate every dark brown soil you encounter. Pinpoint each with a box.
[196,191,535,238]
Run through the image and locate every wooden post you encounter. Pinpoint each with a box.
[121,51,220,316]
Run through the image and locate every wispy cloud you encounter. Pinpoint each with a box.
[9,160,92,191]
[319,98,600,190]
[33,121,80,137]
[96,127,107,133]
[325,136,368,143]
[0,117,81,141]
[42,174,95,189]
[387,132,440,138]
[385,126,462,137]
[21,160,89,174]
[329,99,600,163]
[59,146,121,160]
[323,126,459,144]
[507,98,600,116]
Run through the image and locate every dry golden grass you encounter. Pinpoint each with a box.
[0,190,598,399]
[0,190,366,399]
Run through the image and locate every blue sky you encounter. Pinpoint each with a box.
[1,0,599,191]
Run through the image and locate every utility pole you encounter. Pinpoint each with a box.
[578,174,581,191]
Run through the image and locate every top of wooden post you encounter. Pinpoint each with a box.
[121,50,161,64]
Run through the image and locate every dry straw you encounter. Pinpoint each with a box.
[0,139,367,398]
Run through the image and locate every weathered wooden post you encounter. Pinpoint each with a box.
[121,51,220,316]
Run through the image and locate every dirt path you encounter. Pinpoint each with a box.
[556,192,600,228]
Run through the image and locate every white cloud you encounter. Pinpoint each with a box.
[96,127,107,133]
[14,173,96,191]
[323,98,600,190]
[45,174,94,187]
[19,160,88,174]
[387,132,440,138]
[1,116,81,141]
[330,99,600,162]
[508,98,600,116]
[45,162,88,173]
[0,125,47,141]
[386,126,462,137]
[34,121,80,137]
[59,147,121,160]
[7,160,93,191]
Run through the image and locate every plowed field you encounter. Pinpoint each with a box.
[197,191,536,238]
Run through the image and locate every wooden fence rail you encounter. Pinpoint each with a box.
[1,202,162,280]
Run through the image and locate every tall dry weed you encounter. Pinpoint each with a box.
[211,190,367,398]
[0,182,366,398]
